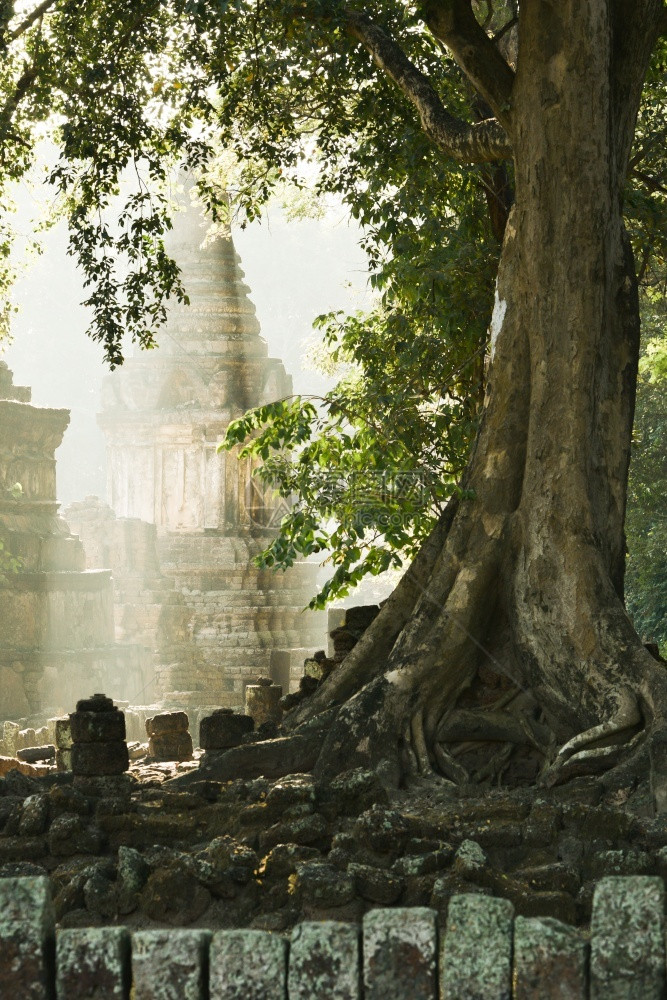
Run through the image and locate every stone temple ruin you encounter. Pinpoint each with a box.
[0,199,323,730]
[94,199,323,709]
[0,362,131,718]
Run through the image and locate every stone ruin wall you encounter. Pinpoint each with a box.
[63,497,200,708]
[4,873,666,999]
[0,195,325,735]
[0,363,137,721]
[98,195,324,709]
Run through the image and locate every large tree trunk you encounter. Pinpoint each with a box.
[277,1,667,794]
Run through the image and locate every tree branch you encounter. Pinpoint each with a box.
[8,0,59,41]
[0,63,38,145]
[421,0,515,129]
[611,0,667,182]
[631,167,667,196]
[345,11,511,164]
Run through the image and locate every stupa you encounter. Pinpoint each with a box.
[99,197,322,707]
[0,363,129,718]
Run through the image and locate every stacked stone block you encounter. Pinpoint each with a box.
[70,694,129,777]
[1,720,19,757]
[269,647,322,695]
[328,605,380,664]
[55,717,73,771]
[210,929,287,1000]
[132,929,210,999]
[245,677,283,728]
[200,709,254,751]
[3,875,667,997]
[56,927,130,999]
[281,606,383,713]
[145,711,193,762]
[0,876,55,999]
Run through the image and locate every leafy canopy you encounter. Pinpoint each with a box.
[0,0,665,610]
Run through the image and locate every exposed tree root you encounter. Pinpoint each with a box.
[542,687,643,786]
[410,710,432,775]
[472,742,514,784]
[437,707,548,749]
[433,743,469,784]
[284,505,456,731]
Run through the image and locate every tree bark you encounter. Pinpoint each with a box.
[281,0,667,793]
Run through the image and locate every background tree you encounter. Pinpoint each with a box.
[222,181,497,608]
[626,301,667,656]
[1,0,667,793]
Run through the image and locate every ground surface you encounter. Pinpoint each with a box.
[2,745,667,933]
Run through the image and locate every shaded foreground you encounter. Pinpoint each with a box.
[2,871,666,998]
[3,744,667,934]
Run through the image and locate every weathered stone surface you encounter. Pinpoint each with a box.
[245,683,283,728]
[17,744,55,763]
[18,794,50,836]
[319,767,389,817]
[259,842,320,879]
[590,876,665,1000]
[49,813,105,856]
[393,847,453,877]
[452,839,487,878]
[148,731,194,762]
[2,720,20,757]
[116,845,149,913]
[265,772,316,815]
[70,709,126,743]
[348,862,403,904]
[146,711,189,736]
[288,921,360,1000]
[210,929,287,1000]
[132,929,211,1000]
[354,806,410,854]
[584,848,652,880]
[71,741,129,776]
[0,834,48,863]
[258,813,328,853]
[199,836,258,887]
[74,774,132,799]
[0,755,51,779]
[56,926,129,999]
[524,799,560,845]
[0,670,30,720]
[55,718,73,749]
[75,694,115,712]
[441,894,514,1000]
[0,876,55,999]
[83,870,119,918]
[294,862,355,908]
[513,916,587,1000]
[515,862,580,896]
[56,749,73,772]
[363,907,437,1000]
[140,864,211,924]
[191,734,319,782]
[200,711,254,750]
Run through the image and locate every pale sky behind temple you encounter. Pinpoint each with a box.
[2,203,370,507]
